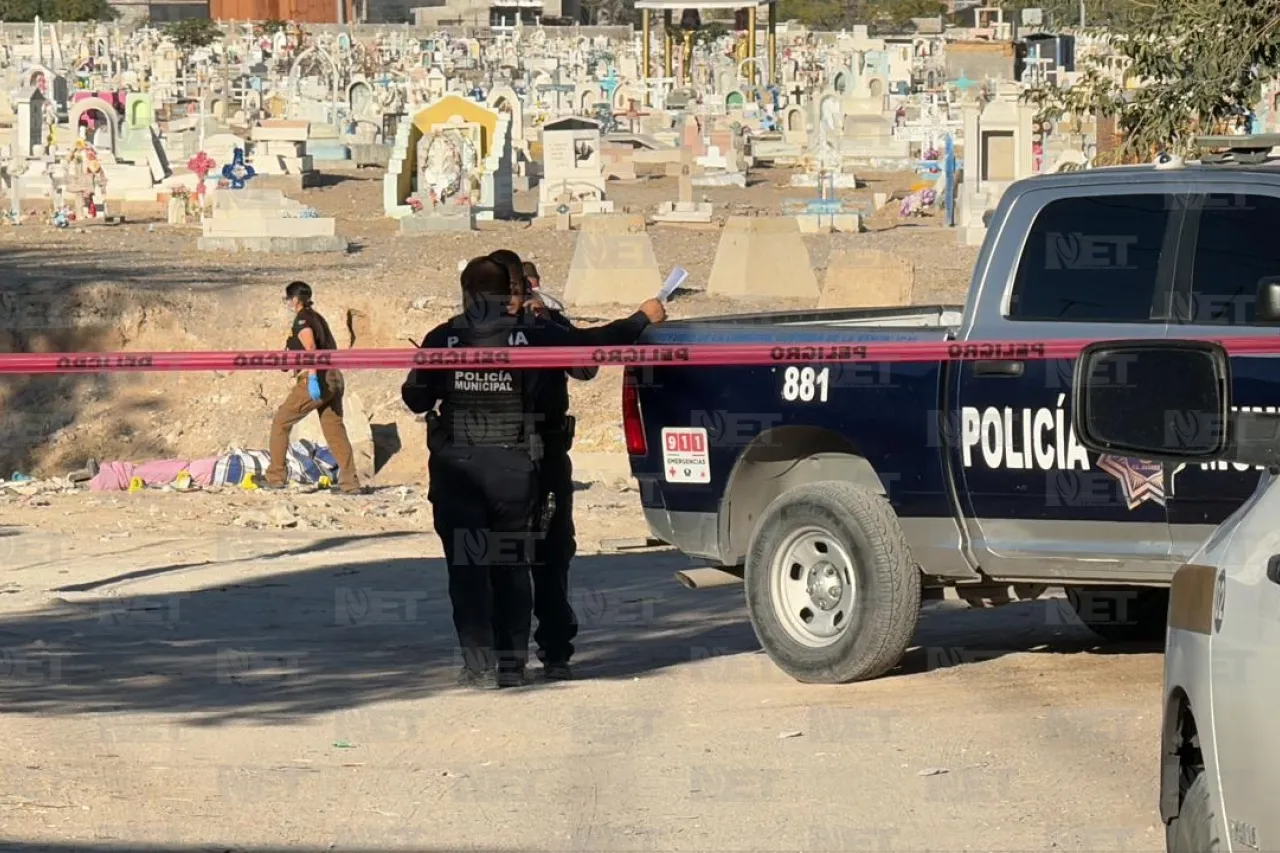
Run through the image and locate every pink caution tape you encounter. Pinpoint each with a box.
[0,337,1275,374]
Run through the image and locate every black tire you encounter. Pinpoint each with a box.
[1167,771,1225,853]
[1066,585,1169,643]
[744,481,921,684]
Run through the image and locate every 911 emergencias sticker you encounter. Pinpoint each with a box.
[662,428,709,484]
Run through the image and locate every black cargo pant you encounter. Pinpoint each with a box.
[428,444,538,676]
[533,436,580,665]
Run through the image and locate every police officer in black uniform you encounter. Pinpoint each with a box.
[402,256,666,690]
[487,249,592,680]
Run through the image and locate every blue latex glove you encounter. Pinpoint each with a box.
[307,375,322,401]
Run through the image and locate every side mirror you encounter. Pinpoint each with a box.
[1258,278,1280,324]
[1071,340,1231,463]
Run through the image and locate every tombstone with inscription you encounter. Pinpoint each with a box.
[538,116,612,218]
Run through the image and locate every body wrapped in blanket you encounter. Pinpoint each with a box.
[89,440,340,492]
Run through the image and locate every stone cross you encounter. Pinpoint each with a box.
[555,186,573,230]
[678,166,693,205]
[791,84,804,105]
[678,145,694,205]
[623,98,648,133]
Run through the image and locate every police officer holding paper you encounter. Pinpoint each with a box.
[488,249,593,680]
[401,256,665,690]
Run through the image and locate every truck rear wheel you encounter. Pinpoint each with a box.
[1066,585,1169,643]
[744,481,921,684]
[1167,771,1225,853]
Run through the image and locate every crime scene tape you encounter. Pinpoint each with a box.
[3,337,1279,374]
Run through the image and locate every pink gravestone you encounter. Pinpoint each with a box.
[680,115,707,158]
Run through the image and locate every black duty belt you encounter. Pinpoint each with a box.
[541,416,576,445]
[426,413,546,462]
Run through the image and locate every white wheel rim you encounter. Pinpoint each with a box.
[769,525,857,648]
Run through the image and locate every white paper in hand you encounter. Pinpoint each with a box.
[657,266,688,303]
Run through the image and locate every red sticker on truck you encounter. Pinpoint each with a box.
[662,428,710,484]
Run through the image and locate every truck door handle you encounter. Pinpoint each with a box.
[1268,556,1280,584]
[972,360,1025,377]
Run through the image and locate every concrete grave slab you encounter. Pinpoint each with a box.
[819,245,915,308]
[197,235,349,253]
[562,213,662,307]
[707,217,820,300]
[251,120,311,143]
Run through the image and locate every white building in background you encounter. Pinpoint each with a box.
[411,0,581,26]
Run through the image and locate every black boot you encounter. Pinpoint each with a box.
[497,667,532,688]
[542,661,574,681]
[457,667,500,691]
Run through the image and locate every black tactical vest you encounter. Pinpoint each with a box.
[441,320,529,448]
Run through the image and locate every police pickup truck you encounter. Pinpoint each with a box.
[623,141,1280,684]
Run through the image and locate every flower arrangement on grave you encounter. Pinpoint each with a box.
[167,183,193,218]
[407,196,424,213]
[186,151,216,213]
[67,140,108,218]
[221,147,256,189]
[899,188,938,219]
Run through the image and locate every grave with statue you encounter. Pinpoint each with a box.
[384,94,514,229]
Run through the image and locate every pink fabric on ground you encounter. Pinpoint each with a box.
[88,457,222,492]
[131,459,199,486]
[186,458,217,486]
[89,461,135,492]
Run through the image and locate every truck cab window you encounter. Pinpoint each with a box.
[1182,194,1280,326]
[1008,194,1172,323]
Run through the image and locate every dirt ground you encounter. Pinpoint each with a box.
[0,166,1166,852]
[0,505,1165,852]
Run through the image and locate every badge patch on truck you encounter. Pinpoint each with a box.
[662,428,710,484]
[1096,455,1186,510]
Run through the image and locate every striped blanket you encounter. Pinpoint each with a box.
[211,441,339,487]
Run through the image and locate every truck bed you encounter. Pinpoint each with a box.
[641,305,963,344]
[627,305,959,567]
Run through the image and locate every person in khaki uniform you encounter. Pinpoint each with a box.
[264,281,362,494]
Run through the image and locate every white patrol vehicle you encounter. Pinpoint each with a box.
[1069,335,1280,853]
